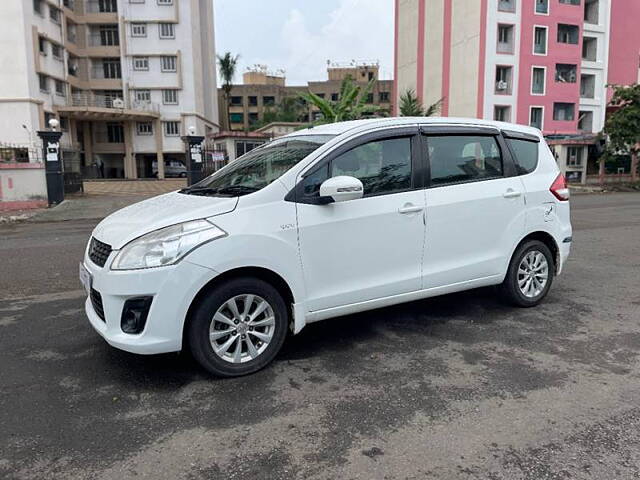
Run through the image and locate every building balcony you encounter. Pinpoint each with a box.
[57,93,160,121]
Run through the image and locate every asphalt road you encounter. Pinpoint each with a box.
[1,193,639,479]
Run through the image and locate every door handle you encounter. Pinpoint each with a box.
[503,189,522,199]
[398,204,424,214]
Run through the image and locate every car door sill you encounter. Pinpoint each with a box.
[305,274,503,324]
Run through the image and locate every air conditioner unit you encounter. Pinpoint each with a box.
[112,98,125,109]
[496,80,508,91]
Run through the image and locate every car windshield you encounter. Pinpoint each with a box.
[180,135,335,197]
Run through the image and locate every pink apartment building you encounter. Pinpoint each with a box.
[394,0,640,183]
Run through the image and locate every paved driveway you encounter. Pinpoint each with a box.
[0,193,639,479]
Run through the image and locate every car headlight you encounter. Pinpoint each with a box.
[111,220,227,270]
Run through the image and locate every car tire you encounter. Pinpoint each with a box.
[500,240,555,307]
[187,277,288,377]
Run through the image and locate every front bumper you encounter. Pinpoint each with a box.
[83,255,218,355]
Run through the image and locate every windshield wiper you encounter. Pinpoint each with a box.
[178,187,221,196]
[215,185,260,196]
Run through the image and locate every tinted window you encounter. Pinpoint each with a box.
[427,135,503,186]
[303,137,412,198]
[507,138,539,174]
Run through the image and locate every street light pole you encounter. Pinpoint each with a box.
[37,119,64,206]
[181,125,205,186]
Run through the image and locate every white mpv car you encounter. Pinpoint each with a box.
[80,118,572,377]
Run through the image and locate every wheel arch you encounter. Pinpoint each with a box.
[182,266,296,351]
[512,230,560,273]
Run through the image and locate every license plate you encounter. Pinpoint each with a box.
[79,263,92,295]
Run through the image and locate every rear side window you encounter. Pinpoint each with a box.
[507,138,539,175]
[427,135,503,186]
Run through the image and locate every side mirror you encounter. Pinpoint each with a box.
[319,176,364,203]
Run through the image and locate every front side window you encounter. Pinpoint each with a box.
[301,137,412,198]
[507,138,539,174]
[183,135,334,196]
[427,135,503,186]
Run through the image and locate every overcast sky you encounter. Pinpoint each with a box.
[214,0,394,86]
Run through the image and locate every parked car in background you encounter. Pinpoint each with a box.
[80,118,572,377]
[152,159,187,178]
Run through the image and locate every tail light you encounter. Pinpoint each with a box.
[550,173,570,201]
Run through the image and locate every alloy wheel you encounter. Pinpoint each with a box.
[517,250,549,298]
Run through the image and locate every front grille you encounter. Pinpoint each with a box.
[90,287,105,322]
[88,237,112,267]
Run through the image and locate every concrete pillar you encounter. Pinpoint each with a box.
[123,121,137,179]
[154,118,165,179]
[83,122,94,170]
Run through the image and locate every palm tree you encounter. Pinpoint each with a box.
[300,75,383,124]
[399,89,443,117]
[217,52,239,129]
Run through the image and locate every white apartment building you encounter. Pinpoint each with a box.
[0,0,219,179]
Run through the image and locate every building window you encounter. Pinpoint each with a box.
[131,23,147,37]
[494,105,511,122]
[236,141,264,157]
[157,0,173,4]
[230,96,243,106]
[137,122,153,135]
[134,89,151,102]
[580,74,596,98]
[578,111,594,132]
[495,66,513,94]
[379,91,390,103]
[59,117,69,131]
[553,103,575,121]
[49,7,61,23]
[101,58,121,79]
[497,24,514,54]
[584,0,599,24]
[331,93,339,101]
[566,147,583,167]
[98,25,119,46]
[51,43,63,60]
[55,80,66,96]
[557,24,579,44]
[97,0,117,12]
[132,57,149,70]
[159,23,175,39]
[535,0,549,14]
[559,0,580,4]
[162,89,178,104]
[531,67,546,94]
[498,0,515,12]
[38,36,47,55]
[530,107,544,130]
[229,113,244,124]
[533,26,547,55]
[582,36,597,61]
[161,56,177,72]
[38,74,49,92]
[34,0,43,15]
[555,64,577,83]
[248,112,259,125]
[163,121,180,136]
[107,123,124,143]
[366,93,374,104]
[263,96,275,106]
[248,96,258,106]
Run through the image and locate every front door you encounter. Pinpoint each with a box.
[295,130,426,313]
[422,132,525,288]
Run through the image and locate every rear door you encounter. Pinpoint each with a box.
[421,127,525,289]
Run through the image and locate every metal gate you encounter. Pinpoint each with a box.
[61,148,83,194]
[201,147,229,177]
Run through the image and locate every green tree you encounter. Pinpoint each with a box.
[217,52,239,130]
[299,75,383,124]
[399,89,443,117]
[604,84,640,181]
[252,96,307,130]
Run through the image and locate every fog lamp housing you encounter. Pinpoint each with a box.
[121,297,153,334]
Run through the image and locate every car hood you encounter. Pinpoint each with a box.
[91,191,238,249]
